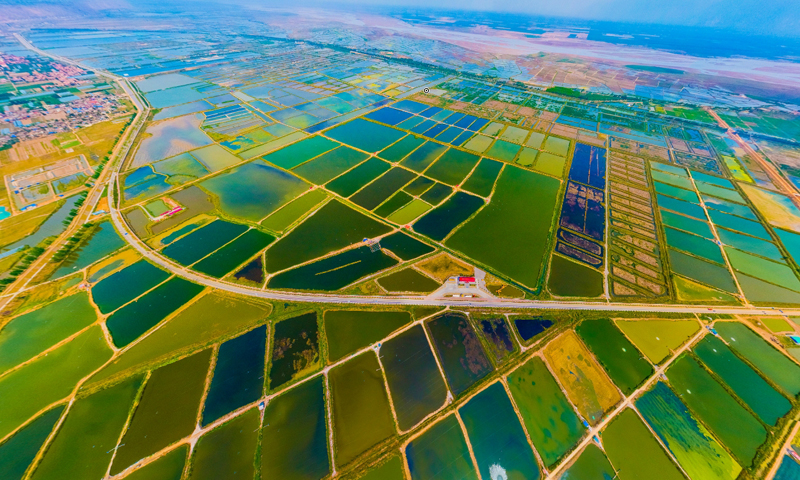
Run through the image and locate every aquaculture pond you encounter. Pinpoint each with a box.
[412,191,484,241]
[715,322,800,396]
[105,277,205,347]
[419,183,452,205]
[350,167,416,210]
[506,356,585,468]
[405,415,477,480]
[548,255,604,297]
[111,350,212,474]
[124,445,186,480]
[447,167,560,289]
[330,352,396,467]
[637,382,741,480]
[261,377,330,479]
[30,377,142,480]
[161,219,247,265]
[261,135,338,169]
[379,231,435,260]
[202,326,266,425]
[560,444,616,480]
[49,221,125,279]
[326,118,405,153]
[374,192,413,218]
[192,229,274,278]
[260,189,328,233]
[379,135,425,163]
[602,408,685,480]
[426,313,493,394]
[326,157,391,197]
[378,268,440,292]
[424,149,480,186]
[292,146,368,184]
[462,158,502,197]
[666,355,766,464]
[269,246,397,291]
[460,382,540,480]
[0,292,96,373]
[233,257,264,285]
[190,409,259,480]
[615,319,699,364]
[91,260,170,314]
[476,316,516,363]
[264,200,391,273]
[693,335,791,426]
[268,312,320,390]
[190,144,240,172]
[0,326,112,440]
[513,317,553,342]
[0,406,63,480]
[199,160,308,222]
[379,325,447,431]
[543,331,621,425]
[403,175,435,196]
[576,319,653,395]
[324,309,410,362]
[668,249,737,294]
[388,200,431,225]
[400,141,449,173]
[359,456,405,480]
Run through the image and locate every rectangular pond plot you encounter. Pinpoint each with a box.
[261,376,330,479]
[268,246,398,291]
[668,249,738,294]
[292,146,369,185]
[601,408,686,480]
[330,352,396,467]
[426,313,493,395]
[190,409,259,480]
[657,194,708,221]
[192,229,274,278]
[556,241,603,270]
[413,191,485,241]
[576,319,653,395]
[0,291,93,374]
[717,228,784,262]
[410,119,438,135]
[268,312,320,390]
[161,219,248,265]
[29,377,142,480]
[324,310,411,362]
[506,356,585,468]
[693,335,791,426]
[0,406,63,480]
[392,99,430,114]
[702,195,758,220]
[326,157,392,197]
[419,183,453,205]
[326,118,406,153]
[48,221,126,280]
[264,200,392,273]
[374,191,413,218]
[461,159,502,197]
[379,135,425,163]
[350,167,417,210]
[615,319,699,365]
[543,331,622,425]
[201,326,266,426]
[378,268,440,293]
[105,277,205,348]
[452,129,476,147]
[405,415,478,480]
[666,355,767,465]
[660,210,715,239]
[559,181,605,241]
[695,181,746,204]
[559,443,616,480]
[714,322,800,396]
[459,382,540,479]
[261,135,339,170]
[707,209,771,240]
[260,189,328,233]
[379,325,448,431]
[379,231,435,261]
[568,143,607,189]
[110,350,212,475]
[435,126,463,144]
[637,382,741,480]
[359,455,406,480]
[664,227,725,264]
[199,160,309,222]
[476,316,516,364]
[365,106,414,125]
[422,123,448,139]
[654,181,700,204]
[92,260,170,314]
[400,141,449,173]
[424,149,481,186]
[725,247,800,292]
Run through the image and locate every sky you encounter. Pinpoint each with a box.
[311,0,800,38]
